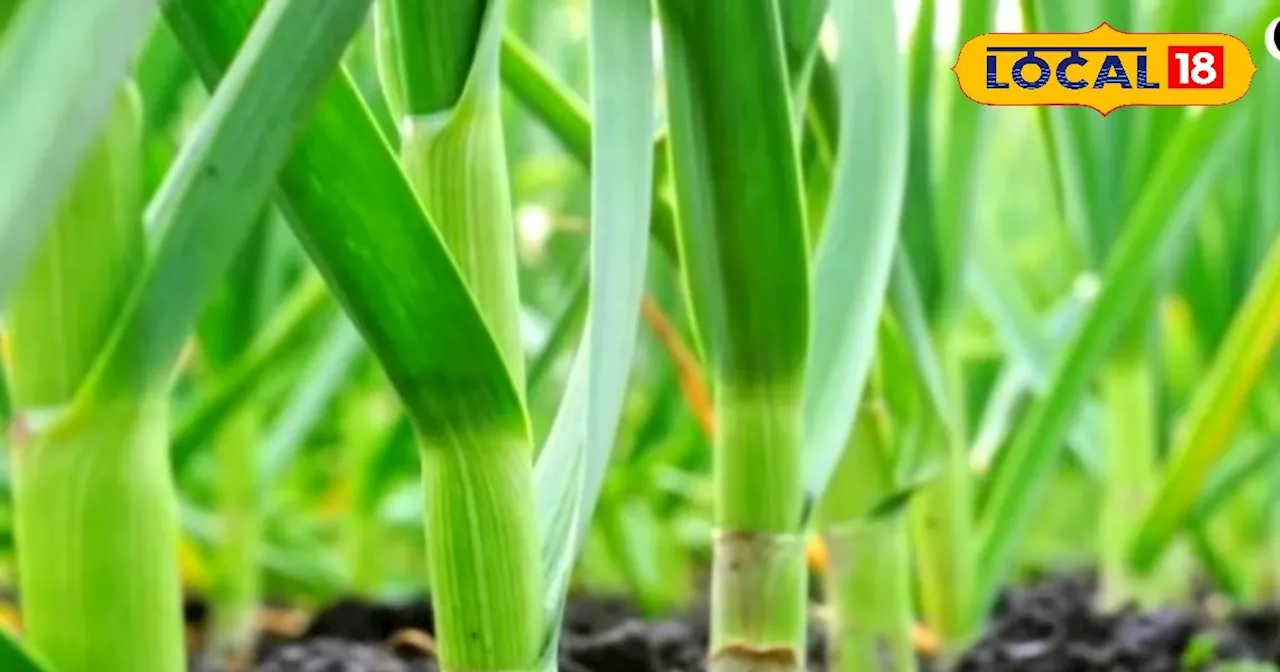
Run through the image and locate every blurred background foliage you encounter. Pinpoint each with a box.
[1,0,1279,640]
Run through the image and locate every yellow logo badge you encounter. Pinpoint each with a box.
[952,23,1257,115]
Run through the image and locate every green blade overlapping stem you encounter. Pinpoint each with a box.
[6,85,144,409]
[164,0,525,440]
[0,0,154,307]
[6,79,162,672]
[967,254,1105,475]
[83,0,376,402]
[374,1,541,668]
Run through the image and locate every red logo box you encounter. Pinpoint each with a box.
[1168,45,1225,88]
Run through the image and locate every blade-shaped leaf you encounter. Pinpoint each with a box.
[801,0,908,516]
[900,0,941,315]
[0,0,155,306]
[935,0,997,310]
[970,361,1032,472]
[1130,236,1280,570]
[1017,0,1092,254]
[1188,434,1280,526]
[657,0,809,393]
[534,0,654,663]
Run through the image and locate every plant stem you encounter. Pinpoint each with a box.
[14,399,185,672]
[211,407,262,670]
[5,82,184,672]
[712,384,806,672]
[826,518,914,672]
[1098,354,1162,609]
[910,320,974,656]
[378,1,540,667]
[343,397,399,594]
[418,433,541,671]
[820,397,915,672]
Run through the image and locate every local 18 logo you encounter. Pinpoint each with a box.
[953,23,1256,115]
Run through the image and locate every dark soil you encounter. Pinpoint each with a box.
[190,595,801,672]
[959,573,1280,672]
[188,574,1280,671]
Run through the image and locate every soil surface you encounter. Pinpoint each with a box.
[958,573,1280,672]
[188,574,1280,671]
[190,595,827,672]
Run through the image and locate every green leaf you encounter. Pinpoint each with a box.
[195,208,296,367]
[164,0,524,437]
[534,0,654,662]
[374,4,541,667]
[1130,236,1280,570]
[657,0,810,392]
[781,0,828,67]
[259,316,364,492]
[0,0,19,34]
[84,0,375,402]
[967,258,1105,475]
[0,364,10,429]
[936,0,997,302]
[173,275,330,473]
[527,268,588,394]
[800,0,907,515]
[355,415,416,514]
[498,32,680,261]
[975,101,1254,614]
[900,0,941,316]
[1188,435,1280,526]
[0,0,155,306]
[970,362,1033,473]
[0,629,47,672]
[395,0,525,388]
[136,21,196,142]
[1189,521,1249,603]
[887,251,953,453]
[377,0,481,116]
[658,0,812,660]
[1016,1,1093,256]
[6,84,144,409]
[499,34,588,160]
